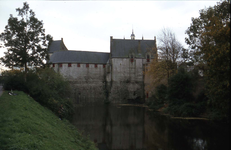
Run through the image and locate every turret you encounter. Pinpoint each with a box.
[131,29,135,40]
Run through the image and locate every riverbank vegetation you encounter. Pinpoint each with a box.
[2,68,74,120]
[149,67,207,117]
[147,0,230,122]
[0,91,97,150]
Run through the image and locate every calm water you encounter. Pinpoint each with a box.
[71,105,229,150]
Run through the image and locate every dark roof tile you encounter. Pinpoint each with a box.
[49,51,109,64]
[49,40,68,53]
[111,39,156,58]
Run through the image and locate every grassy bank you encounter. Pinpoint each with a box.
[0,91,97,150]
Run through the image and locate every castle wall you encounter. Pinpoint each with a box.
[51,57,152,104]
[52,63,107,103]
[108,58,146,103]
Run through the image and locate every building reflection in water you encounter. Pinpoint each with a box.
[71,105,229,150]
[72,105,145,150]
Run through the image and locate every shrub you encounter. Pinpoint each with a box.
[168,67,195,105]
[207,110,228,122]
[155,84,167,102]
[195,90,208,115]
[2,68,74,120]
[149,84,167,111]
[180,103,199,117]
[2,70,27,92]
[166,103,201,117]
[166,67,199,117]
[165,105,181,116]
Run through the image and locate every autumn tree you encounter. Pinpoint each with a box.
[146,28,183,87]
[185,0,230,120]
[0,2,52,75]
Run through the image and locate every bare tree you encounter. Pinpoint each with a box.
[158,28,182,64]
[158,28,183,79]
[146,28,183,88]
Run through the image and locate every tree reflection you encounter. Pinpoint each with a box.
[71,105,229,150]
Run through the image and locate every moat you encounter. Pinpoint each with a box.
[71,105,229,150]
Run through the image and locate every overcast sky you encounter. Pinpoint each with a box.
[0,0,218,60]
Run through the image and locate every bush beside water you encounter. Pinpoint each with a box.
[2,68,73,120]
[149,84,167,110]
[148,67,215,119]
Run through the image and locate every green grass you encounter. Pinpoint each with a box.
[0,91,97,150]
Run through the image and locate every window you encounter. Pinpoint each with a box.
[131,55,134,63]
[68,63,72,67]
[53,64,55,67]
[103,64,106,68]
[86,64,89,68]
[59,64,62,67]
[147,55,150,62]
[77,63,80,67]
[95,64,98,68]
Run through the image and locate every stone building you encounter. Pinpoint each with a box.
[49,31,157,103]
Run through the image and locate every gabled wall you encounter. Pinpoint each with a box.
[107,58,145,103]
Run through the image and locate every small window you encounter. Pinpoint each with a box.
[131,55,134,63]
[77,63,80,67]
[59,64,62,67]
[86,64,89,68]
[68,63,72,67]
[131,58,134,63]
[53,64,55,67]
[95,64,98,68]
[147,55,150,62]
[103,64,106,68]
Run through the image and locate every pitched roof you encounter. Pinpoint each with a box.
[49,51,109,64]
[111,39,156,58]
[48,40,68,53]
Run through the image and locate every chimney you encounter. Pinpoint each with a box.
[61,38,63,41]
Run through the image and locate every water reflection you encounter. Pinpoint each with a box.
[71,105,229,150]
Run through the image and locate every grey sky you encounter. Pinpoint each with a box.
[0,0,218,60]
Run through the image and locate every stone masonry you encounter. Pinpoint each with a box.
[49,31,157,103]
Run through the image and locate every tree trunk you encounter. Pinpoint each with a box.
[24,63,27,82]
